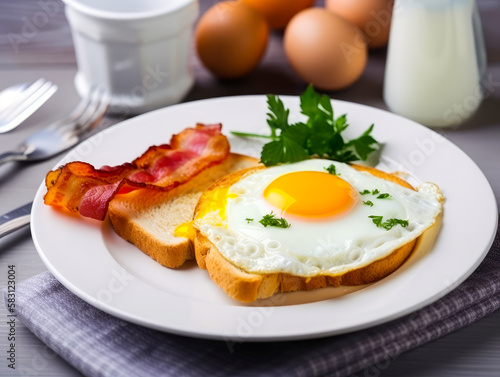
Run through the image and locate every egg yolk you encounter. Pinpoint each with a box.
[263,171,358,218]
[174,184,237,239]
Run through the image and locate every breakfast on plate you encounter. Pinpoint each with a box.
[43,86,444,303]
[193,159,443,302]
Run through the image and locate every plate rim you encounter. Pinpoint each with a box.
[31,95,498,341]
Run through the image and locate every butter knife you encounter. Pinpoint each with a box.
[0,202,32,238]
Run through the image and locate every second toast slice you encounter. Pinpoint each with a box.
[108,153,260,268]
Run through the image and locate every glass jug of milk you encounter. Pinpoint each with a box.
[384,0,487,127]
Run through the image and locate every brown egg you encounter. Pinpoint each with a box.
[325,0,393,49]
[284,8,367,90]
[242,0,315,29]
[195,1,269,79]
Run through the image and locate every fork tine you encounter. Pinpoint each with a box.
[0,78,46,118]
[0,79,58,133]
[56,86,109,137]
[0,79,51,121]
[79,89,111,134]
[56,85,101,132]
[0,82,31,113]
[49,85,103,131]
[73,87,110,135]
[1,86,110,165]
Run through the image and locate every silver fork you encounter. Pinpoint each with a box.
[0,78,58,133]
[0,86,110,165]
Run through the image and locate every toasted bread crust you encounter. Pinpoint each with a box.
[108,189,194,268]
[194,164,419,303]
[108,154,260,268]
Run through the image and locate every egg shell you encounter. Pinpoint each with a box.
[195,1,269,79]
[284,8,368,90]
[325,0,393,49]
[242,0,315,29]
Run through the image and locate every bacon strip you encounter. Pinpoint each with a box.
[44,124,230,220]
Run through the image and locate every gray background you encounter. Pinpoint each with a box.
[0,0,499,376]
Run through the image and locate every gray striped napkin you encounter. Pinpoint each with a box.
[3,223,500,377]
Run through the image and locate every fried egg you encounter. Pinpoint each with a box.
[193,159,443,277]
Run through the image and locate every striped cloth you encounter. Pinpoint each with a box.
[3,224,500,377]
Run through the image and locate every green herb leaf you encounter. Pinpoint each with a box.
[369,215,409,231]
[280,122,310,147]
[266,94,289,137]
[377,193,391,199]
[237,85,379,167]
[363,200,374,207]
[324,164,338,175]
[230,131,274,139]
[260,137,309,166]
[309,131,334,156]
[300,84,325,119]
[372,189,380,195]
[245,218,254,224]
[359,189,371,195]
[345,124,378,161]
[369,215,383,227]
[259,212,291,228]
[334,114,348,133]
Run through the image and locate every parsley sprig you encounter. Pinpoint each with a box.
[369,215,409,231]
[231,85,378,166]
[259,212,291,228]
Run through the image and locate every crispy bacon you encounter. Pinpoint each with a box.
[44,123,230,220]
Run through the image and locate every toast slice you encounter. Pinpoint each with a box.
[108,153,260,268]
[193,164,435,303]
[194,228,416,302]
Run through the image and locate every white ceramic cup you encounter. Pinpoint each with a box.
[63,0,199,114]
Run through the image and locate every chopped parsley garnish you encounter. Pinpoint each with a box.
[245,218,254,224]
[259,212,291,228]
[369,215,409,231]
[359,189,390,200]
[324,164,339,175]
[363,200,374,207]
[231,84,378,166]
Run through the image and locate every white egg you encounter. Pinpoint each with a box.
[195,159,443,277]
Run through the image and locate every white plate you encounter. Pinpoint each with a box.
[31,96,498,341]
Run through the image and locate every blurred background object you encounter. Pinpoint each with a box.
[0,78,57,133]
[284,8,368,90]
[384,0,487,128]
[195,1,268,79]
[194,0,390,90]
[63,0,199,114]
[325,0,393,49]
[242,0,315,29]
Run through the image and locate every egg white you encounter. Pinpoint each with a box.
[195,159,443,277]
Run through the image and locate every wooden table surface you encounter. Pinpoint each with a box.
[0,0,499,376]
